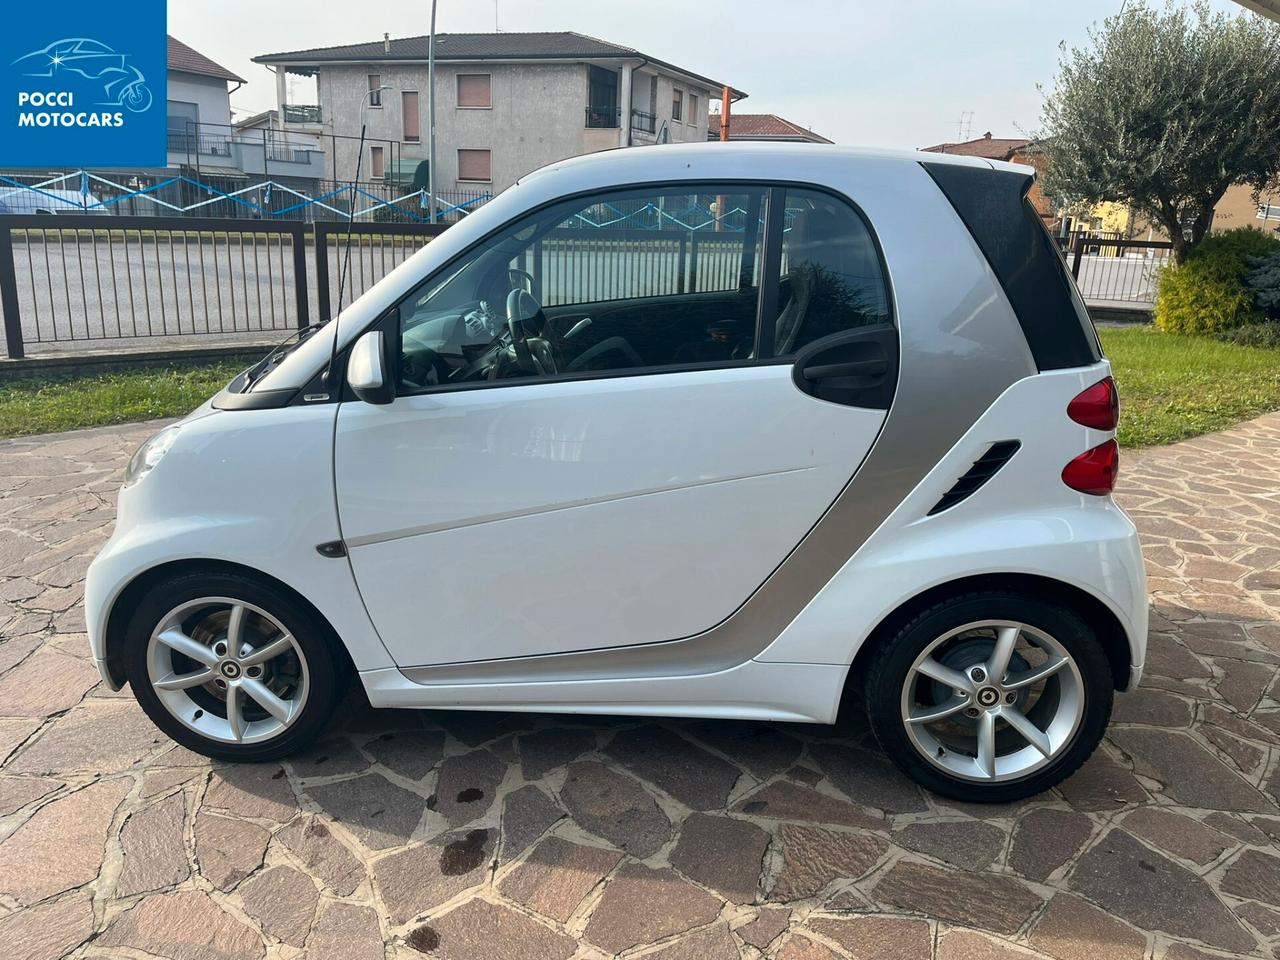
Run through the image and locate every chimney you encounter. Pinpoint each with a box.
[383,33,391,53]
[983,131,992,139]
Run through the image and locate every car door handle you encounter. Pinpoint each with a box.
[801,359,889,381]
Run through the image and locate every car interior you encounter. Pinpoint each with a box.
[395,188,889,393]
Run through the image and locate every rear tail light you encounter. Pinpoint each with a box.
[1062,439,1119,495]
[1067,377,1119,430]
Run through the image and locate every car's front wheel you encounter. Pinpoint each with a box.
[865,590,1114,804]
[123,570,342,762]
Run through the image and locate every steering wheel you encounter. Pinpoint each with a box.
[505,288,545,340]
[508,267,540,300]
[504,288,560,376]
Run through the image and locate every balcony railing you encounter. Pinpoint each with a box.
[167,132,233,158]
[585,105,620,129]
[631,109,657,134]
[283,103,322,124]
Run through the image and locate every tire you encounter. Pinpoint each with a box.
[123,569,343,762]
[864,589,1114,804]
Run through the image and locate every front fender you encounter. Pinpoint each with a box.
[85,404,394,687]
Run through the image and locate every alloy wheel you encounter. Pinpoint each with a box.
[899,619,1084,783]
[145,596,310,745]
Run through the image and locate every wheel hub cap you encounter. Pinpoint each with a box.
[900,619,1085,783]
[145,597,309,746]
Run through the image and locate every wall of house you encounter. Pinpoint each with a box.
[316,61,603,193]
[647,73,712,144]
[310,60,717,191]
[1212,182,1280,235]
[167,72,233,129]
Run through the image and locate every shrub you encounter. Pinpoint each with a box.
[1154,228,1280,335]
[1245,251,1280,319]
[1217,321,1280,348]
[1187,226,1280,264]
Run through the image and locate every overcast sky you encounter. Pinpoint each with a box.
[171,0,1249,149]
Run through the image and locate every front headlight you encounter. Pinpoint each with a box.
[124,424,180,487]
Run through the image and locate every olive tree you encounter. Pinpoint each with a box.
[1040,1,1280,263]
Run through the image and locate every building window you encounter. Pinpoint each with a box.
[457,74,491,108]
[402,91,420,142]
[687,93,698,125]
[458,148,491,182]
[370,145,385,179]
[586,65,620,128]
[672,89,683,122]
[368,74,382,107]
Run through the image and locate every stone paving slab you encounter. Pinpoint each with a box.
[2,414,1280,959]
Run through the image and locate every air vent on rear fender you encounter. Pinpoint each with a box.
[927,441,1022,516]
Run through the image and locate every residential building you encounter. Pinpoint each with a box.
[707,113,832,143]
[1210,183,1280,235]
[253,31,746,193]
[231,109,327,180]
[165,36,245,176]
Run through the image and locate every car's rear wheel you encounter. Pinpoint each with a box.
[865,590,1113,803]
[123,570,341,762]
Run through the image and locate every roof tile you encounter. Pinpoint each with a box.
[168,36,245,84]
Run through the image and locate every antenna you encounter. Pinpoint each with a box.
[957,110,974,141]
[494,0,501,31]
[326,85,392,393]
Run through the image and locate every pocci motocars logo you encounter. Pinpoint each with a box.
[0,1,166,168]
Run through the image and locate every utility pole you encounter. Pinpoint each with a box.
[428,0,438,224]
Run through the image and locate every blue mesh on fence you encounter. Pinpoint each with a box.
[0,170,491,221]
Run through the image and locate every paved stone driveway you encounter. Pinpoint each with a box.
[2,416,1280,960]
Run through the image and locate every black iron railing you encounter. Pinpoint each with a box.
[1061,231,1174,305]
[631,109,657,134]
[585,106,621,129]
[0,214,447,357]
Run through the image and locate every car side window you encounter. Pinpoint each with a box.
[395,185,767,393]
[772,189,891,356]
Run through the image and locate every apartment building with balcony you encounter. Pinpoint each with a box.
[252,32,745,193]
[168,37,327,183]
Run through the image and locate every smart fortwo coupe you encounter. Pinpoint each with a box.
[86,143,1146,803]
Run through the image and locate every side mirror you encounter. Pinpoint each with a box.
[347,330,394,405]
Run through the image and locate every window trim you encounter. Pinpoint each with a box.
[385,179,893,399]
[369,144,385,180]
[456,147,492,183]
[401,89,421,143]
[456,73,492,110]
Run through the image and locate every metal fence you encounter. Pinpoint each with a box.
[0,169,491,223]
[1060,231,1174,306]
[313,221,445,323]
[522,229,756,307]
[0,214,445,358]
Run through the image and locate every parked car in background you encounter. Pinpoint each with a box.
[0,188,109,215]
[85,142,1146,803]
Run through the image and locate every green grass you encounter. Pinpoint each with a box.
[4,328,1280,447]
[1100,326,1280,447]
[0,360,245,439]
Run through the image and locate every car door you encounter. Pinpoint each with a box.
[333,182,897,668]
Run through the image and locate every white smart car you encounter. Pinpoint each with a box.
[86,143,1146,803]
